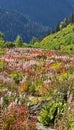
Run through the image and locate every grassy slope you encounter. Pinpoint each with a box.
[33,24,74,51]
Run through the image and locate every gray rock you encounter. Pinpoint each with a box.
[35,123,55,130]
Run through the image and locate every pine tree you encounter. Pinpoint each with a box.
[15,35,23,47]
[68,14,74,24]
[0,32,5,48]
[30,36,38,44]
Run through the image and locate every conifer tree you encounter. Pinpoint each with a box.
[0,32,5,48]
[15,35,23,47]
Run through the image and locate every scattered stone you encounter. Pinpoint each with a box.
[35,123,55,130]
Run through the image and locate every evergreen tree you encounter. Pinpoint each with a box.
[30,36,38,44]
[68,14,74,24]
[55,23,60,32]
[63,18,68,27]
[0,32,5,48]
[59,18,68,30]
[14,35,23,47]
[4,42,15,48]
[0,32,5,41]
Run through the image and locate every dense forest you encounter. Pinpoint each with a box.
[0,0,74,43]
[0,8,49,42]
[0,0,74,27]
[0,14,74,50]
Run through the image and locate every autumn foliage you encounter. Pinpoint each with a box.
[3,105,37,130]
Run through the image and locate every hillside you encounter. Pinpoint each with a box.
[0,0,74,27]
[0,47,74,130]
[0,8,49,42]
[33,24,74,51]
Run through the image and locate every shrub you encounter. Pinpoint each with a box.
[10,73,24,84]
[38,101,63,126]
[3,105,37,130]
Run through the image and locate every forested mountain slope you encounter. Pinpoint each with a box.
[0,8,49,42]
[0,0,74,27]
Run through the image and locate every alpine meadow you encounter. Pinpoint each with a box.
[0,1,74,130]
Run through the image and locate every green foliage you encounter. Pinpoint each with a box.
[36,55,47,60]
[38,101,63,126]
[0,32,5,41]
[68,14,74,24]
[30,36,38,44]
[52,23,60,33]
[66,111,74,130]
[0,32,5,48]
[52,14,74,33]
[59,18,68,30]
[34,24,74,52]
[4,42,15,48]
[14,35,23,47]
[0,49,4,55]
[0,61,4,68]
[4,114,15,130]
[10,72,24,84]
[38,76,74,127]
[0,32,15,48]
